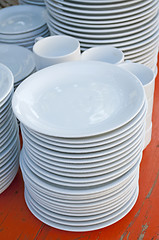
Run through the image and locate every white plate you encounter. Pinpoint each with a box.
[47,0,157,24]
[0,131,20,159]
[47,0,157,20]
[22,122,144,159]
[26,183,136,217]
[0,150,20,177]
[22,138,143,172]
[21,102,146,145]
[49,7,157,29]
[0,28,50,43]
[21,141,142,177]
[24,186,138,231]
[0,24,48,40]
[25,174,137,212]
[1,127,19,153]
[22,145,142,178]
[21,152,142,187]
[0,63,13,102]
[49,12,157,37]
[12,61,145,138]
[0,115,15,141]
[0,120,18,148]
[23,136,143,172]
[21,117,144,149]
[21,120,144,153]
[48,0,153,15]
[0,138,20,166]
[25,169,138,205]
[21,157,139,198]
[0,163,19,194]
[0,5,47,34]
[48,9,155,30]
[51,0,147,10]
[50,21,158,45]
[0,45,35,83]
[0,142,20,168]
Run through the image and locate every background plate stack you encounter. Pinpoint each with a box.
[19,0,45,7]
[0,44,36,90]
[13,61,147,231]
[45,0,159,73]
[0,63,20,194]
[0,5,50,50]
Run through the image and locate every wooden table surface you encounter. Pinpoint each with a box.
[0,60,159,239]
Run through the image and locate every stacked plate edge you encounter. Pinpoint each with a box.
[12,61,147,231]
[45,0,159,73]
[0,63,20,194]
[19,0,45,7]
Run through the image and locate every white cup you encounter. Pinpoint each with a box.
[33,35,81,70]
[81,45,124,64]
[144,123,152,149]
[146,113,152,130]
[147,97,154,117]
[119,62,155,100]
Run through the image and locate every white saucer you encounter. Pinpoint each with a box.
[0,44,35,83]
[0,5,47,34]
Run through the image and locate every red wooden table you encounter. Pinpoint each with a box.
[0,61,159,240]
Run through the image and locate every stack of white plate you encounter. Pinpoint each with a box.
[45,0,159,72]
[12,61,147,231]
[0,44,36,90]
[19,0,45,7]
[0,5,50,51]
[0,63,20,194]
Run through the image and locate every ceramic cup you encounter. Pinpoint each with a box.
[147,97,154,117]
[119,62,155,100]
[146,113,152,130]
[33,35,81,70]
[144,123,152,149]
[81,45,124,64]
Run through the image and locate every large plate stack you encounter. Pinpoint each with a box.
[0,5,50,50]
[13,61,147,231]
[0,44,36,90]
[19,0,45,7]
[45,0,159,72]
[0,63,20,194]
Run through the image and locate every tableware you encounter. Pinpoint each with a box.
[81,45,124,64]
[119,62,155,99]
[0,44,36,89]
[0,63,20,194]
[19,0,45,7]
[45,0,159,71]
[144,123,152,149]
[12,61,145,137]
[15,60,146,230]
[33,35,81,70]
[0,5,49,50]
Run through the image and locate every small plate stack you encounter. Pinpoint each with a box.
[19,0,45,7]
[0,63,20,194]
[0,44,36,90]
[0,5,50,50]
[13,61,147,231]
[45,0,159,72]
